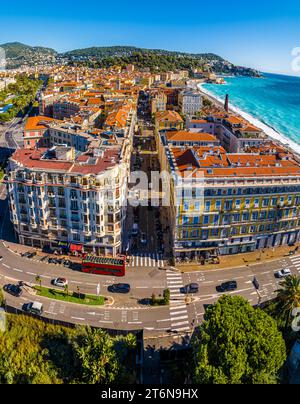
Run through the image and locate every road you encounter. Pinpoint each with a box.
[0,115,25,150]
[1,212,300,337]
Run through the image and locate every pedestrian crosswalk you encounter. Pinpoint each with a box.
[290,255,300,274]
[166,270,190,333]
[128,253,164,268]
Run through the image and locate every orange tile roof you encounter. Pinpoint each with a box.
[166,130,218,143]
[155,110,183,123]
[25,116,57,132]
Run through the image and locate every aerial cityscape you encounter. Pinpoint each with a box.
[0,0,300,390]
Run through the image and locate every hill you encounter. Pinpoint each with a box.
[0,42,57,68]
[0,42,261,76]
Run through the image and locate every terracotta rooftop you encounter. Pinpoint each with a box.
[11,147,120,176]
[25,116,58,132]
[166,130,219,143]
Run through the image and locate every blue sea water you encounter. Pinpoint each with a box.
[202,73,300,148]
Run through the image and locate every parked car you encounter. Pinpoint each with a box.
[180,283,199,294]
[140,233,147,245]
[108,283,131,294]
[131,223,139,237]
[52,278,68,287]
[274,268,292,278]
[4,283,23,297]
[217,281,238,293]
[22,301,43,315]
[0,255,3,262]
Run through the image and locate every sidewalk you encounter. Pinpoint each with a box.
[178,243,300,272]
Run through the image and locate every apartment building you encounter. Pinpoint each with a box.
[154,110,184,134]
[23,116,59,149]
[178,89,203,116]
[150,91,167,114]
[6,144,131,256]
[158,134,300,258]
[187,114,267,153]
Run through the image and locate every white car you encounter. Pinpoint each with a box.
[274,268,292,278]
[52,278,68,287]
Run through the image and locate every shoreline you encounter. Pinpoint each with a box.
[197,82,300,157]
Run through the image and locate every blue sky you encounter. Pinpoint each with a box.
[1,0,300,75]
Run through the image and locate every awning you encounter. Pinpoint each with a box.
[70,244,83,252]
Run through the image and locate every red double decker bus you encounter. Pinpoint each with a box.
[81,255,126,276]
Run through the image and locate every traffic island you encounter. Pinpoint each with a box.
[34,286,105,306]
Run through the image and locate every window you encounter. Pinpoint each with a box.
[203,215,210,225]
[235,200,241,209]
[262,198,269,207]
[204,200,211,212]
[215,200,222,211]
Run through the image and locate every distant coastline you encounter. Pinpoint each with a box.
[197,82,300,156]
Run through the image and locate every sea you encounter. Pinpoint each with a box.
[201,72,300,154]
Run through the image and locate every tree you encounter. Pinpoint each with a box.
[72,327,122,384]
[64,284,69,296]
[0,287,5,307]
[35,275,42,291]
[276,275,300,329]
[192,295,286,384]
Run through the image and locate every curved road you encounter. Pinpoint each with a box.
[1,222,300,337]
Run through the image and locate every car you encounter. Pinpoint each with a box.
[22,301,43,315]
[140,233,147,245]
[180,283,199,294]
[274,268,292,278]
[52,278,68,287]
[131,223,139,237]
[3,283,23,297]
[217,281,238,293]
[108,283,131,294]
[0,256,3,262]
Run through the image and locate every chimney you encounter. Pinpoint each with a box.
[224,94,229,113]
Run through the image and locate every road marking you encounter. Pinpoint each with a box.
[171,320,189,327]
[169,310,187,316]
[26,272,37,276]
[168,280,183,284]
[174,327,190,332]
[169,305,187,310]
[157,318,171,323]
[70,281,83,284]
[40,275,51,279]
[2,263,10,269]
[71,316,85,321]
[12,268,23,273]
[128,321,142,324]
[170,315,188,321]
[121,310,127,322]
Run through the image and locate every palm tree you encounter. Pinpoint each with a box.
[64,284,69,297]
[276,275,300,329]
[35,275,42,291]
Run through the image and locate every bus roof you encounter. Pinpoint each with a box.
[82,255,125,266]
